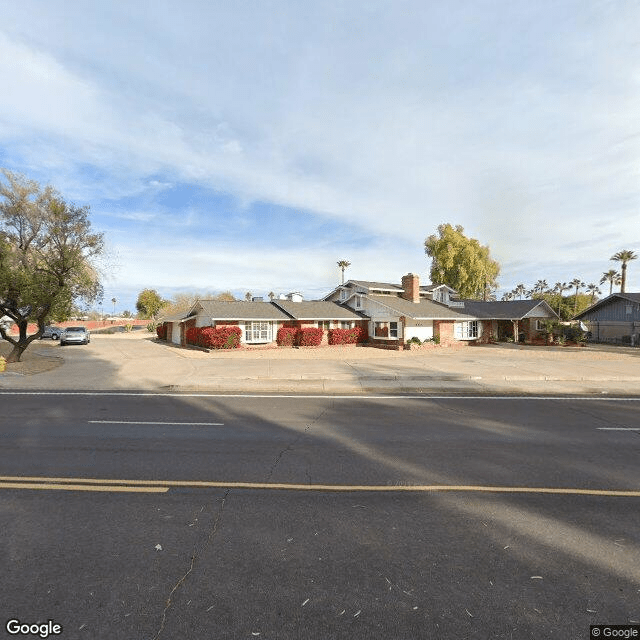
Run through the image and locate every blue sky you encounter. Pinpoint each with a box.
[1,1,639,312]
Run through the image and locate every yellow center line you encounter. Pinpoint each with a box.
[0,476,638,497]
[0,481,167,493]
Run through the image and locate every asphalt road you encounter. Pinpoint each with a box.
[0,392,639,639]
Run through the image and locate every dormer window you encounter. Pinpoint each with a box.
[355,296,362,309]
[340,289,347,301]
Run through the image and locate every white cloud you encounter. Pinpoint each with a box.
[1,1,640,296]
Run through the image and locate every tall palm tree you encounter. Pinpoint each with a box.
[611,250,637,293]
[337,260,351,284]
[585,283,600,304]
[600,270,621,296]
[111,297,117,316]
[501,292,514,301]
[553,282,570,317]
[570,278,585,314]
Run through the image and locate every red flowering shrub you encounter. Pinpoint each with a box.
[276,326,324,347]
[186,326,200,345]
[156,324,168,340]
[296,327,323,346]
[186,325,241,349]
[328,326,368,345]
[277,327,298,346]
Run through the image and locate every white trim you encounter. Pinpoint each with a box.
[243,320,273,343]
[373,320,399,339]
[454,320,481,340]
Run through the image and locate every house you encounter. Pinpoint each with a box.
[165,298,366,347]
[573,293,640,344]
[160,273,558,349]
[324,273,558,346]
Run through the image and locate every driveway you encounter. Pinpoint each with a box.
[2,331,640,394]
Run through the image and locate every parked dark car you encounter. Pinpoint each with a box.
[40,326,62,340]
[60,326,91,345]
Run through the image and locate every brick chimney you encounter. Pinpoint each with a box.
[401,273,420,303]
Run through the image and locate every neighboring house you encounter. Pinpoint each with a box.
[160,273,558,349]
[324,273,557,346]
[573,293,640,344]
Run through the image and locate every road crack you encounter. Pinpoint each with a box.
[265,406,331,482]
[151,489,230,640]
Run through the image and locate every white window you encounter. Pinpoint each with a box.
[374,321,398,339]
[244,321,271,343]
[354,296,362,309]
[455,320,479,340]
[318,321,331,331]
[626,305,632,315]
[340,289,347,301]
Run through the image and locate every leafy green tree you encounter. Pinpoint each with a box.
[135,289,166,319]
[424,224,500,299]
[611,250,637,293]
[0,169,104,362]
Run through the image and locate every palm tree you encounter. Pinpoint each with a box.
[600,269,621,296]
[513,284,526,300]
[570,278,585,314]
[111,297,117,316]
[337,260,351,284]
[611,250,637,293]
[501,292,514,301]
[585,283,601,304]
[533,279,548,296]
[553,282,570,317]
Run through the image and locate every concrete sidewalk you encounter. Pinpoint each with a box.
[2,332,640,394]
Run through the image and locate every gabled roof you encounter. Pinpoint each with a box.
[190,300,290,321]
[573,293,640,319]
[420,284,457,293]
[346,280,402,292]
[460,299,558,320]
[160,311,191,323]
[366,295,473,320]
[271,300,365,320]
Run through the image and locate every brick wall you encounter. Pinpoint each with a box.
[434,320,456,346]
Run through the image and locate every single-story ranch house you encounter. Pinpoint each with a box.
[573,292,640,344]
[161,273,558,348]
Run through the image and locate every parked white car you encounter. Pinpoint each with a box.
[60,326,91,345]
